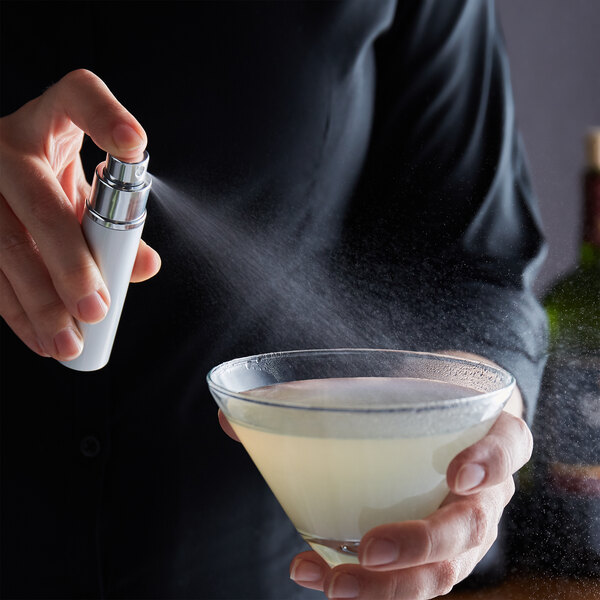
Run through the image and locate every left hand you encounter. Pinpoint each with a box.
[289,410,533,599]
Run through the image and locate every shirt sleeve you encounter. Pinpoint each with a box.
[342,0,548,423]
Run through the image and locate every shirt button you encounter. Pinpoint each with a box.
[80,435,101,458]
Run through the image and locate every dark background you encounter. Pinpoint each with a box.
[496,0,600,295]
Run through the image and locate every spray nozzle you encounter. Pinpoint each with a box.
[88,151,152,224]
[104,152,150,189]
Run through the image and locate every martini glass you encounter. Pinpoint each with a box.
[207,349,514,567]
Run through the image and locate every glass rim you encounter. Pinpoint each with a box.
[206,348,515,414]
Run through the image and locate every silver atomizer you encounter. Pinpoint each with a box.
[62,152,152,371]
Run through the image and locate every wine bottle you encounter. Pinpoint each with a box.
[528,128,600,577]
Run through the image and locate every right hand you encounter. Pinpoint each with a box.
[0,69,161,361]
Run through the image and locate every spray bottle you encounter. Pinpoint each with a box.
[62,152,152,371]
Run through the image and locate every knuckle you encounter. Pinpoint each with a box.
[384,574,416,600]
[492,437,513,481]
[56,260,100,296]
[386,576,405,600]
[26,296,72,340]
[435,560,460,596]
[502,414,533,469]
[0,229,34,256]
[29,190,70,229]
[498,476,517,509]
[469,502,490,548]
[60,68,99,90]
[506,474,516,498]
[415,520,435,564]
[88,108,120,138]
[34,296,65,323]
[517,418,534,462]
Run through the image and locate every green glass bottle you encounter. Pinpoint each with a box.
[531,128,600,577]
[545,129,600,353]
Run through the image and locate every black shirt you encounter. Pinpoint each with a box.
[1,1,547,598]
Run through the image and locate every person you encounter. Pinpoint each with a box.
[0,1,546,598]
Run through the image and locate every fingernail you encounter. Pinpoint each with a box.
[362,537,398,567]
[77,291,108,323]
[54,327,83,359]
[290,559,324,583]
[112,123,145,151]
[455,463,486,493]
[327,572,360,599]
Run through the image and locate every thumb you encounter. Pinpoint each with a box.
[447,411,533,495]
[35,69,147,163]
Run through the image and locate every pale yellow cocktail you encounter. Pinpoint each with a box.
[208,350,513,566]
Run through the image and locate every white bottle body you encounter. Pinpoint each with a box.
[61,211,144,371]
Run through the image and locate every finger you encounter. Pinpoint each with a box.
[130,239,162,283]
[447,411,533,495]
[37,69,147,163]
[357,484,510,572]
[324,559,466,600]
[0,269,49,357]
[290,551,329,592]
[58,153,91,219]
[218,409,240,442]
[0,194,85,360]
[0,158,110,325]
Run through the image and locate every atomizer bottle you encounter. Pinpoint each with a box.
[61,152,152,371]
[526,129,600,577]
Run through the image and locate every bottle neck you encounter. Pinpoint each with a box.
[581,170,600,268]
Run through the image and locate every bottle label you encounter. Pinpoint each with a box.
[548,462,600,497]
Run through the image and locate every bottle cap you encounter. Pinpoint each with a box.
[87,152,152,226]
[585,128,600,171]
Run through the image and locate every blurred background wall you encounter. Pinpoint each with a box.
[496,0,600,295]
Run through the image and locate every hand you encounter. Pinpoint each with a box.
[0,69,161,361]
[289,410,533,599]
